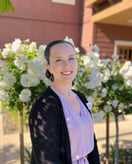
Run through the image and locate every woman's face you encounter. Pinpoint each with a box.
[46,43,78,83]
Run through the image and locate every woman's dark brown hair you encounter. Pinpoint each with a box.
[44,40,75,81]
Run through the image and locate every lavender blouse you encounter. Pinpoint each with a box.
[54,90,94,164]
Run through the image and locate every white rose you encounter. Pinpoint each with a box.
[87,69,101,89]
[103,105,112,112]
[0,90,9,101]
[12,39,24,54]
[19,89,31,102]
[111,99,119,108]
[20,73,40,87]
[0,60,7,74]
[102,88,108,97]
[1,47,12,58]
[92,110,105,122]
[29,42,37,52]
[3,73,16,88]
[14,56,28,70]
[28,58,46,80]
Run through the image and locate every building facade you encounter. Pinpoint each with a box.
[0,0,132,61]
[82,0,132,60]
[0,0,83,48]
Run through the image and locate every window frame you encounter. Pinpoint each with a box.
[114,40,132,62]
[51,0,76,5]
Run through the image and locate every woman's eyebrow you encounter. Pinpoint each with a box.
[69,54,75,57]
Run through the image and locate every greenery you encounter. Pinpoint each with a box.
[0,39,48,111]
[0,38,48,164]
[0,0,15,13]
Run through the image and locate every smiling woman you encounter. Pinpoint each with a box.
[29,40,100,164]
[46,41,77,84]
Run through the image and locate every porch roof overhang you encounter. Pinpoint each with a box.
[85,0,132,27]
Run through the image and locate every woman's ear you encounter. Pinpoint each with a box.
[46,63,51,73]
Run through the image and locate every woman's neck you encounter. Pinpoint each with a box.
[51,82,73,97]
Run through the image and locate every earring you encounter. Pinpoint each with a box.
[50,73,54,81]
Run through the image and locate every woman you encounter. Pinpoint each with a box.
[29,40,100,164]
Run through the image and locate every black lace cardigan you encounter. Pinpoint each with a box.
[29,87,100,164]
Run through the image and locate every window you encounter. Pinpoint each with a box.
[52,0,76,5]
[114,41,132,62]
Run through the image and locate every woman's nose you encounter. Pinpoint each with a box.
[63,61,70,68]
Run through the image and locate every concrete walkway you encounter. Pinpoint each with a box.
[0,114,132,164]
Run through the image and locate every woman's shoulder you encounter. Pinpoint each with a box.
[30,87,61,113]
[35,87,60,103]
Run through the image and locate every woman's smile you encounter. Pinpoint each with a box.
[61,71,73,75]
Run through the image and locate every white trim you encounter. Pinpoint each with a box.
[114,40,132,54]
[52,0,76,5]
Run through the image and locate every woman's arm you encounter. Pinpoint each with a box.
[29,97,62,164]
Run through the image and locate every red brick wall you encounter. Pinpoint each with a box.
[0,0,83,48]
[94,23,132,58]
[81,6,95,53]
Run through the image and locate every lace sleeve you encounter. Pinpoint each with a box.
[29,96,63,164]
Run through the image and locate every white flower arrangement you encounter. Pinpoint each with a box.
[74,44,132,121]
[0,39,48,109]
[0,37,132,121]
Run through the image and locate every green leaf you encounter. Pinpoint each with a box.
[0,0,15,13]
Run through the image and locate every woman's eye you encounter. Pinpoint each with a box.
[69,57,75,60]
[56,59,61,62]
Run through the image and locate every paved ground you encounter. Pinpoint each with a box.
[0,114,132,164]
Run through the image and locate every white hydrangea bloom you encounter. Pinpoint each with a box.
[82,55,93,68]
[38,45,47,62]
[119,61,132,79]
[111,99,119,108]
[102,88,108,97]
[1,47,12,58]
[86,51,100,68]
[102,68,111,82]
[86,69,101,89]
[42,77,51,86]
[86,96,94,110]
[86,102,93,110]
[0,90,9,101]
[20,73,40,87]
[92,110,105,122]
[19,89,31,102]
[29,42,37,52]
[118,103,124,111]
[64,36,75,46]
[14,56,28,70]
[12,39,24,54]
[28,58,46,80]
[64,36,80,53]
[0,60,7,74]
[103,104,112,112]
[0,81,9,89]
[125,79,132,87]
[112,54,119,61]
[74,47,80,53]
[3,73,16,88]
[92,44,100,53]
[119,86,124,91]
[87,96,94,103]
[77,67,85,77]
[112,84,118,90]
